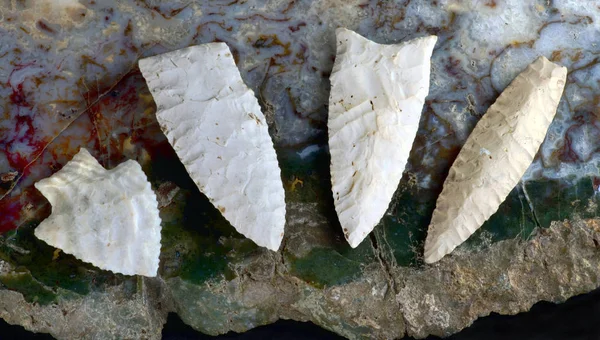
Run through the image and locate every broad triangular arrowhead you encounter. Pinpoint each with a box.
[424,56,567,263]
[139,44,286,251]
[328,28,437,247]
[34,149,162,277]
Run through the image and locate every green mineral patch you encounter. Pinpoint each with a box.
[159,189,258,285]
[0,270,56,305]
[0,225,119,303]
[383,177,597,268]
[148,145,259,284]
[280,145,382,287]
[525,177,598,227]
[381,182,438,267]
[278,145,332,205]
[289,240,376,288]
[463,185,537,246]
[290,248,362,288]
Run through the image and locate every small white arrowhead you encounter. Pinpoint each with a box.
[34,149,162,277]
[328,28,437,247]
[139,43,286,251]
[424,56,567,264]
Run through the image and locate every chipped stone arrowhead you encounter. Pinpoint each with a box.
[34,149,162,277]
[424,56,568,264]
[328,28,437,248]
[139,43,286,251]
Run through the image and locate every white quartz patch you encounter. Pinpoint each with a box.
[34,149,162,277]
[139,43,286,251]
[424,56,567,264]
[328,28,437,248]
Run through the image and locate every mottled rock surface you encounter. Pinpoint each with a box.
[2,218,600,339]
[1,0,600,339]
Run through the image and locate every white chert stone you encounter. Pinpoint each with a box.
[424,56,567,264]
[34,149,162,277]
[138,43,286,251]
[328,28,437,248]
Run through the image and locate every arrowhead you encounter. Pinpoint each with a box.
[139,44,286,251]
[424,56,567,263]
[328,28,437,247]
[34,149,162,277]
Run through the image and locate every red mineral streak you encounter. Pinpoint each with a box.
[3,63,48,170]
[593,177,600,192]
[5,139,45,170]
[0,67,160,232]
[0,198,23,233]
[558,112,600,163]
[7,62,35,111]
[9,83,30,108]
[0,187,50,233]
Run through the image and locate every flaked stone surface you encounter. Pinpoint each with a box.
[328,28,436,248]
[34,149,162,277]
[139,44,286,251]
[424,57,567,263]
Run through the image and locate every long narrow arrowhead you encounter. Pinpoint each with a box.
[139,44,286,251]
[424,56,567,264]
[328,28,437,247]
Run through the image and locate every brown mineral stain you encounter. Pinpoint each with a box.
[437,145,461,162]
[589,219,600,233]
[510,40,534,48]
[485,0,497,8]
[218,206,226,213]
[124,20,133,36]
[122,136,135,155]
[282,0,296,14]
[36,20,56,34]
[52,249,61,261]
[252,34,291,58]
[570,50,583,62]
[550,50,562,62]
[81,55,107,71]
[290,177,304,191]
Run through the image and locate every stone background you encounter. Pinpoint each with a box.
[1,1,600,339]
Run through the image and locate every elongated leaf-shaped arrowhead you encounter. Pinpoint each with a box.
[328,28,437,248]
[34,149,162,277]
[139,44,286,251]
[424,56,567,263]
